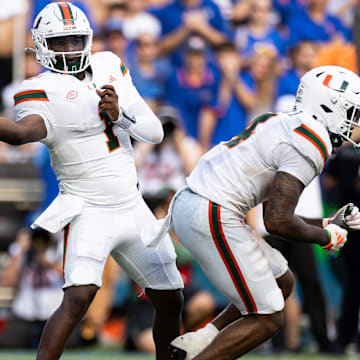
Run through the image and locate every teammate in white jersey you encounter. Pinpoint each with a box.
[0,3,184,360]
[166,65,360,360]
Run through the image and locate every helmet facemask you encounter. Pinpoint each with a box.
[335,101,360,152]
[45,34,92,74]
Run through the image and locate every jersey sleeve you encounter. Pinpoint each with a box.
[115,55,145,111]
[273,142,317,187]
[95,51,144,110]
[13,80,55,144]
[287,117,332,176]
[96,51,163,144]
[119,68,164,143]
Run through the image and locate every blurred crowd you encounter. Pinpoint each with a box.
[0,0,360,356]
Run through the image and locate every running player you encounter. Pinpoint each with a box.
[166,65,360,360]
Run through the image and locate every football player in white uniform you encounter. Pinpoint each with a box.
[0,3,184,360]
[164,65,360,360]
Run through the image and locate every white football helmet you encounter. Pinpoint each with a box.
[294,65,360,150]
[30,2,93,74]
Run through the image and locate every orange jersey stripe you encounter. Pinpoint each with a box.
[14,90,47,98]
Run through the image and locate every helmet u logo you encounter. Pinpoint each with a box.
[322,75,349,93]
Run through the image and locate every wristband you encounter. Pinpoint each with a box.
[113,107,136,130]
[322,218,330,228]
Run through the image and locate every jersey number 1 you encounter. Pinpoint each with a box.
[99,109,120,152]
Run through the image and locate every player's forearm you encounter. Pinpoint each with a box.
[265,215,329,247]
[265,172,329,247]
[0,115,46,144]
[296,216,322,228]
[0,117,27,145]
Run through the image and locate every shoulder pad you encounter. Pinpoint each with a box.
[285,112,332,174]
[91,51,129,77]
[91,51,117,62]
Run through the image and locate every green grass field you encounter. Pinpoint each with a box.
[0,350,358,360]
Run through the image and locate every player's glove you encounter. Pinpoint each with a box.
[322,203,360,231]
[112,106,136,130]
[322,224,348,251]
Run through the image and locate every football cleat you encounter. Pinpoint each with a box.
[169,346,187,360]
[169,323,219,360]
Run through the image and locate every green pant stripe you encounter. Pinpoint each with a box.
[209,202,257,314]
[63,224,70,270]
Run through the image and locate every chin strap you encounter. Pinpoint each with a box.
[25,47,36,54]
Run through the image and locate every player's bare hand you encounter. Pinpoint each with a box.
[96,85,119,122]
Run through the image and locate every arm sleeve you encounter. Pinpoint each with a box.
[116,68,163,144]
[125,96,164,144]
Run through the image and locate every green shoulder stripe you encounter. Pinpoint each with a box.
[294,124,329,165]
[14,90,49,106]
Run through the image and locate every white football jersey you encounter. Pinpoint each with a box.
[187,111,332,217]
[14,52,143,207]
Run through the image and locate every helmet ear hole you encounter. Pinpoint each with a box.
[320,105,333,113]
[330,133,343,148]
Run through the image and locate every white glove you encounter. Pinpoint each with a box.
[344,205,360,230]
[323,224,348,251]
[112,106,136,130]
[322,203,360,231]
